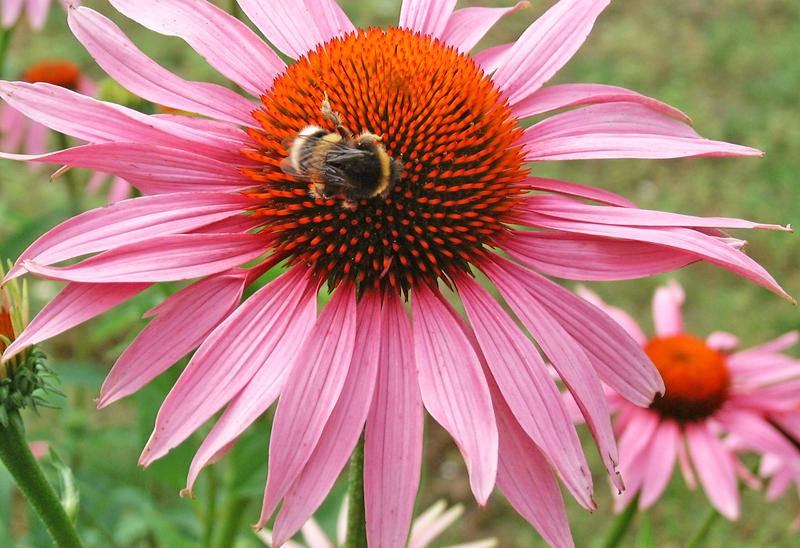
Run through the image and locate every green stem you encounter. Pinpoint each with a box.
[55,133,83,215]
[228,0,242,19]
[684,507,720,548]
[202,469,218,548]
[600,495,639,548]
[345,435,367,548]
[212,495,249,548]
[0,27,13,79]
[0,411,84,548]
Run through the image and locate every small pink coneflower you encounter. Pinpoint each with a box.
[580,283,800,520]
[0,1,792,546]
[0,0,74,30]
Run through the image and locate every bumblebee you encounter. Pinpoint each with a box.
[281,96,403,210]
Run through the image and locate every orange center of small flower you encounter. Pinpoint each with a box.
[0,307,13,353]
[242,28,526,292]
[645,334,730,421]
[23,60,82,90]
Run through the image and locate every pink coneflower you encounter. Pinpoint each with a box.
[0,1,791,546]
[258,499,497,548]
[580,283,800,520]
[0,0,73,30]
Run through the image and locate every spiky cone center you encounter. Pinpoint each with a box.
[242,28,527,293]
[646,334,730,421]
[23,59,81,90]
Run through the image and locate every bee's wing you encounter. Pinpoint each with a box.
[279,133,321,182]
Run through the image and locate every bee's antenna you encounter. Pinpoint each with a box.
[321,93,354,140]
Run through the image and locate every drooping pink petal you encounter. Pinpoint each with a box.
[504,230,699,281]
[639,419,678,508]
[719,411,800,461]
[186,287,316,491]
[412,282,498,504]
[0,104,25,151]
[27,0,51,29]
[676,434,697,489]
[515,213,792,300]
[492,380,574,548]
[0,144,249,194]
[364,292,424,548]
[260,283,358,521]
[271,292,382,545]
[399,0,457,39]
[236,0,354,60]
[492,0,611,103]
[473,42,513,74]
[1,281,150,361]
[24,119,48,155]
[300,518,333,548]
[107,0,284,96]
[652,280,685,337]
[513,83,690,122]
[686,421,740,520]
[523,194,787,231]
[407,503,463,548]
[5,192,253,282]
[97,270,251,408]
[614,409,660,509]
[523,177,635,207]
[0,82,242,162]
[23,233,268,283]
[486,255,662,406]
[521,103,762,161]
[139,266,312,466]
[706,331,740,352]
[2,0,24,28]
[68,7,256,126]
[441,2,529,53]
[732,331,799,359]
[575,287,646,346]
[457,274,591,506]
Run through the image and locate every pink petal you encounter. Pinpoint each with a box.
[639,420,678,508]
[23,233,267,283]
[652,280,685,337]
[733,331,799,359]
[676,434,697,489]
[26,0,50,29]
[524,194,786,231]
[140,266,312,465]
[68,7,256,126]
[364,292,424,548]
[492,380,574,548]
[523,177,636,207]
[236,0,354,60]
[23,120,48,155]
[0,82,242,162]
[271,292,383,545]
[719,411,800,462]
[686,422,740,520]
[186,286,316,491]
[5,192,252,282]
[521,102,762,161]
[706,331,740,352]
[412,283,498,504]
[399,0,457,38]
[504,230,699,281]
[515,213,791,301]
[1,282,150,361]
[481,257,614,500]
[575,287,646,346]
[0,104,25,151]
[97,270,250,408]
[442,2,529,53]
[107,0,284,96]
[1,143,249,195]
[614,410,660,509]
[472,42,513,74]
[513,83,690,122]
[2,0,24,28]
[492,0,611,103]
[300,518,333,548]
[457,274,591,507]
[260,283,358,521]
[408,503,463,548]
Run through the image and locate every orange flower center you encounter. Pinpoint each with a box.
[645,334,730,421]
[242,28,526,292]
[0,307,13,353]
[23,60,82,90]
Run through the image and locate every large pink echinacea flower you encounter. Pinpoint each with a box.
[0,1,792,546]
[581,282,800,520]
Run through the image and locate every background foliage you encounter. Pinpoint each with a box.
[0,0,798,546]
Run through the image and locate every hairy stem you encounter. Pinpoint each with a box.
[0,27,13,78]
[0,411,84,548]
[345,435,367,548]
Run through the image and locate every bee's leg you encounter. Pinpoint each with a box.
[341,199,358,211]
[309,182,325,200]
[321,93,354,140]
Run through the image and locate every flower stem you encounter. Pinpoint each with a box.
[55,133,83,215]
[0,411,84,548]
[0,27,13,78]
[212,494,249,548]
[202,468,218,548]
[600,496,639,548]
[685,507,720,548]
[345,435,367,548]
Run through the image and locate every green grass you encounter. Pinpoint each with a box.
[1,1,799,546]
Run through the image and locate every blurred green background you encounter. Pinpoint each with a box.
[0,0,798,546]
